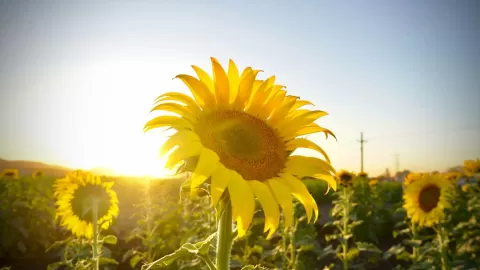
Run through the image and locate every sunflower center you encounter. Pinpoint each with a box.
[5,172,15,177]
[71,184,111,222]
[196,110,285,181]
[418,185,441,213]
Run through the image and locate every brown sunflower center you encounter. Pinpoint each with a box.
[418,185,441,213]
[195,110,285,181]
[71,184,111,222]
[5,172,15,177]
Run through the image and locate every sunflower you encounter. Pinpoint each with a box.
[145,58,336,238]
[368,179,378,186]
[403,173,453,227]
[53,170,119,239]
[336,170,354,186]
[32,170,45,179]
[1,168,19,179]
[464,159,480,177]
[357,172,368,179]
[443,171,460,183]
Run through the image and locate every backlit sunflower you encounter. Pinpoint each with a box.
[32,170,45,179]
[53,170,119,239]
[1,168,19,179]
[464,159,480,177]
[145,58,336,238]
[337,170,354,186]
[403,173,453,227]
[369,179,378,186]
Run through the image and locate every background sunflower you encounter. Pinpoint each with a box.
[0,168,19,179]
[336,170,354,186]
[53,170,119,239]
[145,57,336,238]
[403,173,453,227]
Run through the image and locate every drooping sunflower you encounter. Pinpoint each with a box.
[337,170,354,186]
[403,173,453,227]
[53,170,119,239]
[1,168,19,179]
[32,170,45,179]
[357,172,368,179]
[145,58,336,238]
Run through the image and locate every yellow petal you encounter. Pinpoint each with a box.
[191,147,220,190]
[279,110,329,136]
[165,142,202,169]
[267,178,293,229]
[144,116,193,133]
[175,74,215,108]
[210,164,232,206]
[228,171,255,238]
[269,96,298,124]
[249,180,280,239]
[154,92,201,115]
[233,68,260,109]
[289,100,313,112]
[312,173,337,191]
[285,138,331,163]
[150,102,196,122]
[191,65,215,96]
[159,130,200,157]
[228,59,240,104]
[284,156,336,177]
[245,76,275,114]
[278,173,318,223]
[211,57,230,105]
[285,124,337,141]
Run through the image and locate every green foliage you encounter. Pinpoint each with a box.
[0,176,58,259]
[46,235,118,270]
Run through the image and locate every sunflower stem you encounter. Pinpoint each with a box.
[342,187,349,270]
[216,198,233,270]
[437,225,451,270]
[411,223,419,263]
[92,198,100,270]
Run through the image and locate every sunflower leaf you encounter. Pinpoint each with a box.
[102,235,118,245]
[142,243,199,269]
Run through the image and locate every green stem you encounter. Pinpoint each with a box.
[290,218,297,269]
[342,187,349,270]
[216,199,233,270]
[437,226,450,270]
[411,223,419,262]
[92,199,99,270]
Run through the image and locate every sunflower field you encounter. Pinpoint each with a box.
[0,160,478,270]
[1,59,479,270]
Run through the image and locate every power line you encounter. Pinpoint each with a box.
[357,132,368,173]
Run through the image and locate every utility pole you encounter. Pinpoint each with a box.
[357,132,368,173]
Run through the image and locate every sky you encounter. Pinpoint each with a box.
[0,0,479,177]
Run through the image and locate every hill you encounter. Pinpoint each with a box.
[0,158,72,177]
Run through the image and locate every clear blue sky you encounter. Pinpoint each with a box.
[1,0,479,176]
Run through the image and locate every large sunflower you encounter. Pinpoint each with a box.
[403,173,453,227]
[53,170,119,239]
[145,58,336,238]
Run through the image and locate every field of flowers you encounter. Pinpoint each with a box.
[0,159,478,270]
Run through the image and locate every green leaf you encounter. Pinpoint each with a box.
[47,262,67,270]
[356,242,381,253]
[194,232,216,255]
[241,265,270,270]
[102,235,118,245]
[346,248,360,261]
[142,243,199,269]
[402,239,422,248]
[98,257,119,265]
[383,245,405,260]
[130,254,143,268]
